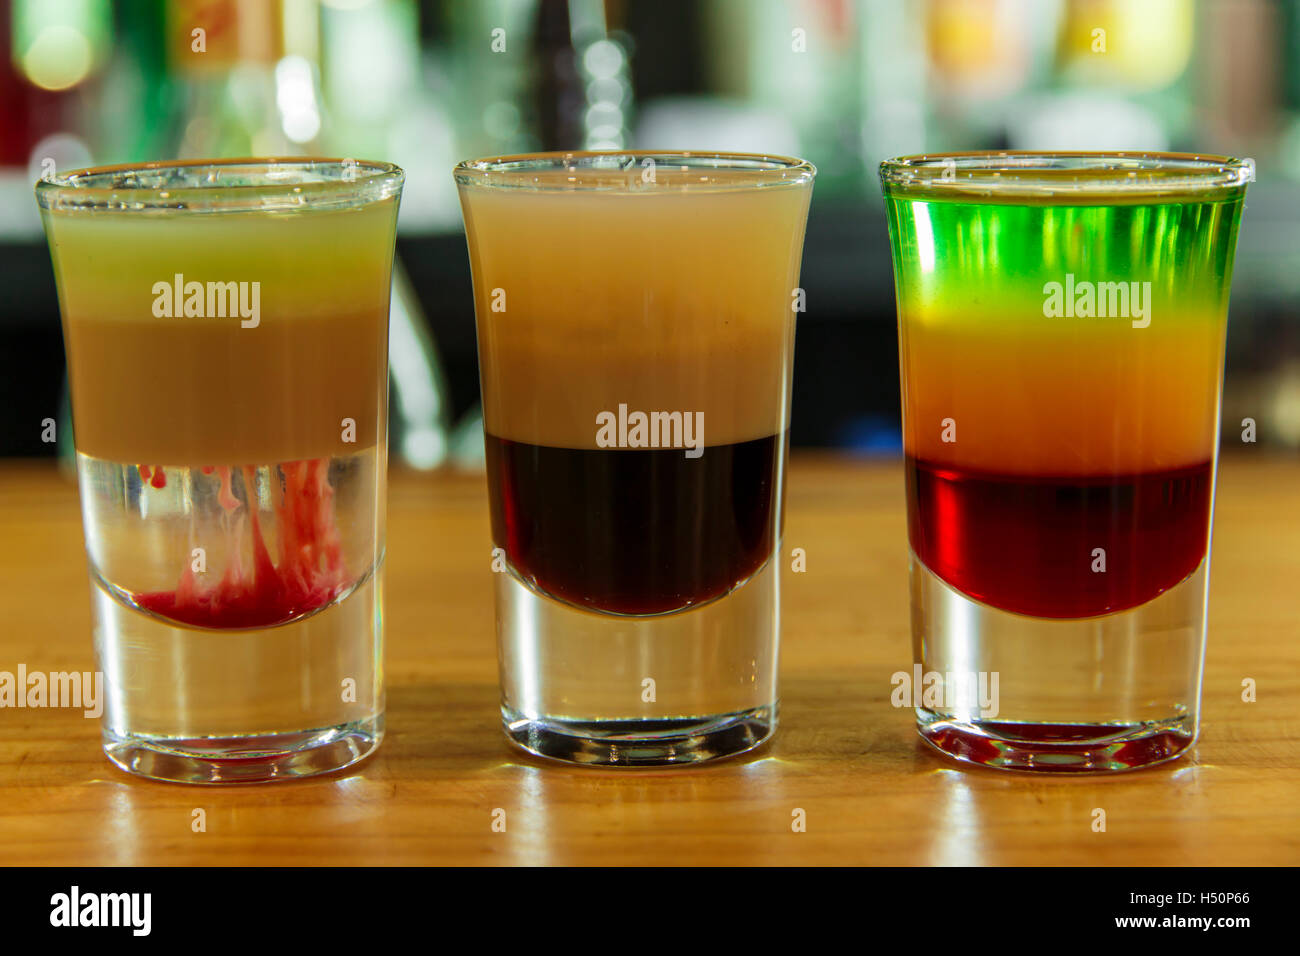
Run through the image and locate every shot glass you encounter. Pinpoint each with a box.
[37,159,404,783]
[456,151,814,766]
[880,151,1250,771]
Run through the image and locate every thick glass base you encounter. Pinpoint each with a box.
[102,716,383,784]
[909,550,1207,774]
[916,710,1194,772]
[87,547,384,785]
[504,706,774,767]
[495,554,780,768]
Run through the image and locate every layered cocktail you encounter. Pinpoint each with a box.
[881,152,1249,771]
[38,159,403,782]
[457,152,814,765]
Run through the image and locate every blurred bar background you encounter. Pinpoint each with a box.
[1,0,1297,467]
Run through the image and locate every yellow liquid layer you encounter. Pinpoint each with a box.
[901,304,1226,474]
[460,182,812,448]
[45,199,399,463]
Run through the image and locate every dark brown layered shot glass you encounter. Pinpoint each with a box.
[457,151,814,766]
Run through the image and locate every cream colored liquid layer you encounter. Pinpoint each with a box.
[460,180,812,448]
[45,200,398,463]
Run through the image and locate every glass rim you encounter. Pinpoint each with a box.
[878,150,1251,202]
[454,150,815,192]
[34,157,405,214]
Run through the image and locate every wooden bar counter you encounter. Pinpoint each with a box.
[0,454,1296,866]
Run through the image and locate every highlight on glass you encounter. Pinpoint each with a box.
[36,158,404,783]
[880,151,1250,772]
[456,151,814,766]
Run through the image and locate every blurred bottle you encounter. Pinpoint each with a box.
[1287,0,1300,114]
[531,0,632,151]
[321,0,461,226]
[927,0,1037,100]
[164,0,296,156]
[4,0,112,169]
[442,0,539,158]
[533,0,583,149]
[1054,0,1193,91]
[1199,0,1281,153]
[96,0,172,163]
[694,0,860,194]
[858,0,927,176]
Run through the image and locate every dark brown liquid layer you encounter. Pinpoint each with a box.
[485,434,782,615]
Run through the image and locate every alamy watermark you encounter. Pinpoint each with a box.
[596,404,703,458]
[0,664,103,717]
[1043,273,1151,328]
[152,273,260,328]
[891,664,1000,719]
[50,886,150,935]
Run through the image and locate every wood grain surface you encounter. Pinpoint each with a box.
[0,454,1296,866]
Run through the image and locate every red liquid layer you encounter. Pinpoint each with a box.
[136,460,347,629]
[905,455,1213,618]
[486,434,780,615]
